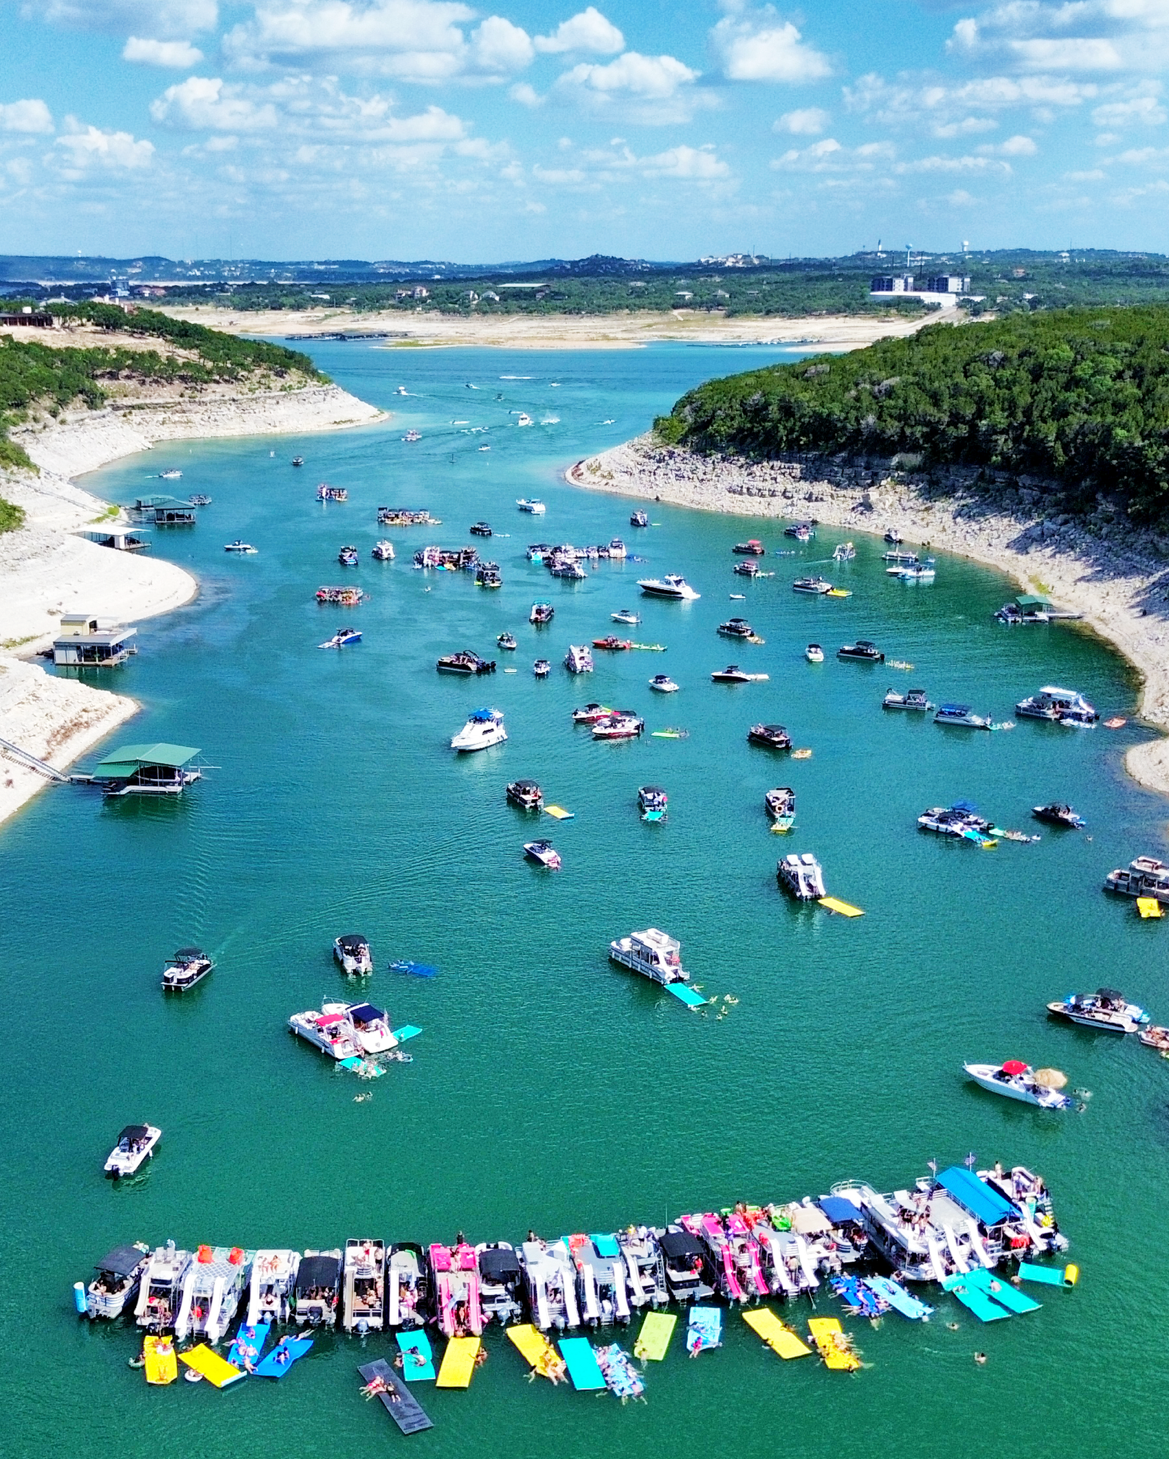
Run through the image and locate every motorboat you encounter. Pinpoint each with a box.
[1140,1025,1169,1052]
[135,1243,192,1330]
[593,712,644,739]
[832,542,856,561]
[638,785,668,821]
[224,540,257,553]
[289,1001,398,1059]
[752,1219,818,1298]
[175,1245,253,1344]
[497,632,517,651]
[519,1239,580,1331]
[572,702,613,725]
[793,576,832,595]
[334,934,373,977]
[524,840,562,870]
[964,1061,1075,1110]
[609,927,688,985]
[1016,686,1098,724]
[918,805,996,845]
[159,469,183,480]
[438,649,496,676]
[748,723,792,750]
[805,644,824,663]
[649,673,679,693]
[161,947,213,992]
[343,1240,386,1332]
[387,1243,429,1329]
[338,545,359,567]
[766,787,795,830]
[630,510,649,527]
[372,540,395,560]
[188,494,212,506]
[565,644,594,673]
[516,413,533,427]
[475,563,502,588]
[403,430,421,442]
[104,1123,161,1179]
[292,457,304,466]
[935,703,992,729]
[1105,855,1169,902]
[711,665,768,683]
[469,521,493,537]
[884,528,902,544]
[784,522,815,541]
[293,1250,343,1326]
[529,602,554,625]
[612,609,641,625]
[476,1243,524,1326]
[637,574,700,601]
[656,1226,714,1304]
[733,539,766,556]
[719,617,755,637]
[679,1213,765,1303]
[533,658,551,677]
[451,708,507,751]
[517,498,546,514]
[733,560,759,578]
[838,640,884,662]
[86,1244,151,1319]
[882,549,918,565]
[892,560,936,581]
[593,635,633,651]
[777,852,826,900]
[884,688,934,711]
[316,484,347,502]
[1047,989,1148,1033]
[346,1002,397,1054]
[247,1250,301,1326]
[1033,802,1085,828]
[608,538,627,558]
[508,779,543,810]
[569,1235,631,1327]
[319,627,362,648]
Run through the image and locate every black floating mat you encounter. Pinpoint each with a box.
[357,1360,434,1434]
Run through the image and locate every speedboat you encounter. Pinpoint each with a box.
[135,1243,192,1330]
[617,1229,669,1308]
[175,1245,253,1344]
[656,1226,714,1304]
[529,602,554,625]
[893,560,936,581]
[524,840,562,870]
[292,457,304,467]
[347,1002,397,1054]
[338,545,359,566]
[1105,855,1169,902]
[572,702,613,725]
[334,934,373,976]
[569,1235,631,1327]
[247,1250,301,1326]
[516,413,533,427]
[884,528,902,544]
[838,640,884,662]
[649,673,679,693]
[373,540,395,561]
[766,787,795,830]
[884,688,934,711]
[1140,1025,1169,1052]
[1047,989,1148,1033]
[224,540,257,553]
[733,539,765,555]
[608,538,627,558]
[630,510,649,527]
[1033,802,1085,828]
[476,1243,524,1327]
[784,522,814,541]
[451,708,507,751]
[935,703,992,729]
[1016,686,1098,724]
[438,649,497,675]
[793,576,831,595]
[319,627,362,648]
[832,542,856,561]
[593,712,644,740]
[593,635,633,651]
[475,563,502,588]
[289,1001,397,1059]
[777,852,826,900]
[733,560,759,577]
[293,1250,343,1326]
[517,498,546,514]
[918,804,995,844]
[533,659,551,678]
[719,617,754,637]
[565,644,594,673]
[104,1123,161,1179]
[86,1244,150,1320]
[608,927,688,985]
[387,1244,429,1329]
[638,574,700,601]
[805,643,824,663]
[519,1239,580,1331]
[343,1239,386,1332]
[748,723,792,750]
[159,469,183,480]
[507,779,543,810]
[963,1061,1075,1110]
[403,430,421,442]
[638,785,668,821]
[161,947,213,992]
[469,521,493,537]
[612,609,641,625]
[711,665,768,683]
[497,632,517,651]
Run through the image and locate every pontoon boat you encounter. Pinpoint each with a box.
[86,1244,150,1320]
[883,688,934,711]
[507,779,543,810]
[161,947,213,992]
[470,521,493,537]
[748,723,792,750]
[430,1243,484,1336]
[838,640,884,662]
[793,576,832,595]
[1016,686,1098,724]
[719,617,754,637]
[343,1239,386,1331]
[656,1226,714,1303]
[608,927,688,985]
[476,1243,524,1327]
[733,560,759,577]
[638,785,668,821]
[617,1229,668,1308]
[777,853,826,900]
[247,1250,301,1326]
[766,787,795,829]
[733,540,766,555]
[387,1243,429,1329]
[293,1250,342,1326]
[784,523,814,541]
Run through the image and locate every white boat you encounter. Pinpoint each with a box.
[345,1001,397,1054]
[293,1250,343,1326]
[935,703,992,729]
[832,542,856,561]
[247,1250,302,1326]
[159,469,183,480]
[609,928,689,986]
[135,1243,192,1330]
[777,853,826,900]
[161,947,213,992]
[516,413,534,427]
[86,1244,151,1320]
[224,540,257,553]
[104,1123,161,1179]
[592,712,644,740]
[451,707,507,751]
[608,538,627,559]
[1015,686,1098,724]
[523,840,562,870]
[649,673,679,693]
[334,934,373,976]
[1105,855,1169,902]
[387,1244,428,1329]
[517,498,546,513]
[343,1239,386,1332]
[806,644,824,663]
[1047,989,1148,1033]
[884,688,934,711]
[565,645,594,673]
[372,540,395,560]
[520,1240,581,1332]
[893,561,936,581]
[288,1001,398,1058]
[964,1061,1074,1110]
[612,609,641,625]
[711,665,769,683]
[175,1246,253,1343]
[638,574,699,601]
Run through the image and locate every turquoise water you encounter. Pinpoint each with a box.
[2,343,1165,1457]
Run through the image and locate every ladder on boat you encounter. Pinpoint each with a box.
[0,735,70,782]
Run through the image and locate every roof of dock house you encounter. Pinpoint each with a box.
[93,743,200,777]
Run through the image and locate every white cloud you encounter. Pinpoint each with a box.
[534,7,623,55]
[640,143,729,178]
[0,99,54,133]
[152,76,280,130]
[977,132,1038,154]
[945,188,979,205]
[896,153,1012,174]
[774,106,829,134]
[56,120,155,169]
[771,137,895,171]
[554,51,707,122]
[1093,90,1166,127]
[947,0,1169,75]
[28,0,217,40]
[471,16,533,72]
[845,71,1095,136]
[1065,167,1105,178]
[123,36,204,66]
[510,82,543,106]
[710,4,830,83]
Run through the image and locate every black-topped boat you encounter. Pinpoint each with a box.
[1033,802,1086,828]
[718,617,754,638]
[748,723,792,750]
[161,947,214,992]
[838,640,884,662]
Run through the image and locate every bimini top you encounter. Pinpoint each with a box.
[936,1166,1019,1226]
[817,1196,864,1226]
[174,947,205,960]
[118,1125,151,1143]
[478,1247,522,1281]
[468,708,498,722]
[295,1254,341,1291]
[92,743,200,777]
[336,934,367,952]
[658,1229,703,1262]
[938,704,971,715]
[95,1244,148,1277]
[348,1003,385,1024]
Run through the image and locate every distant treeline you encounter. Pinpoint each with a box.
[654,305,1169,522]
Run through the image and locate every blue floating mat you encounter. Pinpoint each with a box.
[1016,1262,1074,1287]
[559,1337,606,1390]
[396,1330,436,1381]
[254,1335,313,1378]
[942,1273,1010,1323]
[862,1275,933,1321]
[392,1025,423,1042]
[666,984,708,1007]
[390,960,438,978]
[228,1321,270,1370]
[965,1268,1041,1315]
[686,1306,722,1355]
[338,1056,385,1076]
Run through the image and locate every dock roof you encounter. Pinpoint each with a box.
[93,743,200,777]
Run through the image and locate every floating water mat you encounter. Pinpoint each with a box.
[390,960,438,977]
[358,1359,433,1434]
[436,1336,480,1389]
[392,1025,423,1042]
[396,1330,436,1381]
[743,1307,811,1359]
[180,1344,247,1388]
[228,1322,270,1371]
[819,897,864,917]
[633,1312,676,1362]
[559,1336,606,1390]
[791,749,812,759]
[686,1307,722,1356]
[807,1317,861,1370]
[143,1336,177,1385]
[544,805,575,820]
[1016,1262,1078,1287]
[254,1336,313,1378]
[507,1324,566,1382]
[1137,897,1164,919]
[666,983,709,1007]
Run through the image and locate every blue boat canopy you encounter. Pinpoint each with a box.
[936,1166,1019,1225]
[938,704,971,715]
[817,1195,864,1225]
[469,708,497,721]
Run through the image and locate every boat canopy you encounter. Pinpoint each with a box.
[92,743,200,778]
[118,1125,150,1143]
[173,947,205,960]
[468,708,497,722]
[936,1166,1019,1226]
[95,1244,147,1277]
[659,1230,703,1262]
[336,934,367,952]
[817,1196,864,1226]
[348,1003,384,1023]
[938,704,971,715]
[479,1247,522,1281]
[295,1255,340,1291]
[789,1206,832,1236]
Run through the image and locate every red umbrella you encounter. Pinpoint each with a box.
[1001,1059,1028,1075]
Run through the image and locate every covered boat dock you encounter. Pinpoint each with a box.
[86,743,202,796]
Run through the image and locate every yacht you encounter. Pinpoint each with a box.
[837,640,884,662]
[469,521,493,537]
[334,934,373,977]
[649,673,679,693]
[247,1250,302,1326]
[630,510,649,527]
[346,1002,398,1054]
[805,643,824,663]
[437,650,496,675]
[104,1123,161,1179]
[517,498,546,514]
[289,1001,397,1059]
[748,723,792,750]
[593,711,644,739]
[523,840,562,870]
[733,560,759,578]
[519,1239,580,1332]
[569,1235,631,1327]
[1047,989,1148,1033]
[497,632,517,651]
[792,576,832,595]
[161,947,213,992]
[224,540,258,554]
[638,785,668,821]
[784,522,814,541]
[1105,854,1169,901]
[293,1250,343,1326]
[711,665,768,683]
[338,545,359,566]
[529,602,554,625]
[572,702,613,724]
[175,1246,253,1343]
[719,617,755,638]
[833,542,856,561]
[766,787,796,830]
[609,927,689,985]
[387,1243,429,1329]
[637,574,700,601]
[475,563,502,588]
[86,1244,151,1320]
[612,609,641,625]
[617,1229,669,1308]
[451,708,507,751]
[565,645,594,673]
[1033,802,1085,828]
[319,628,363,648]
[1016,686,1098,724]
[507,779,543,810]
[430,1242,484,1337]
[343,1239,386,1332]
[656,1226,715,1304]
[135,1243,192,1330]
[608,538,627,558]
[777,852,826,900]
[935,703,992,729]
[883,688,934,712]
[476,1243,524,1326]
[964,1061,1075,1110]
[733,539,765,556]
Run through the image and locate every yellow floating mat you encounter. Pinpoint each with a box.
[179,1344,247,1388]
[143,1335,177,1385]
[507,1324,567,1381]
[807,1317,860,1371]
[544,805,574,820]
[819,897,864,918]
[1137,897,1164,919]
[743,1308,811,1359]
[436,1336,481,1388]
[633,1311,676,1361]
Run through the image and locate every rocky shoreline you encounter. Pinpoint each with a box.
[567,435,1169,799]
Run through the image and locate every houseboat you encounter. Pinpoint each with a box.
[175,1245,252,1343]
[451,708,507,751]
[637,574,700,600]
[1104,855,1169,902]
[569,1235,631,1327]
[519,1240,580,1331]
[529,602,554,625]
[630,510,649,527]
[733,539,766,555]
[333,934,373,976]
[343,1240,386,1331]
[838,640,884,662]
[533,658,551,677]
[338,545,359,566]
[86,1244,151,1320]
[507,779,543,810]
[293,1250,343,1326]
[387,1244,429,1329]
[777,852,826,900]
[135,1243,192,1330]
[372,540,395,560]
[104,1123,161,1179]
[247,1250,301,1326]
[161,947,213,992]
[475,563,502,588]
[833,542,856,561]
[1016,686,1098,724]
[827,1183,941,1283]
[565,644,594,673]
[748,723,792,750]
[608,928,689,986]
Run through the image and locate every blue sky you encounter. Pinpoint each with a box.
[1,0,1167,261]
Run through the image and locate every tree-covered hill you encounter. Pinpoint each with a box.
[655,306,1169,522]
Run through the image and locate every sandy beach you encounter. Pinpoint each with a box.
[568,436,1169,797]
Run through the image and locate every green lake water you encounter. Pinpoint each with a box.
[1,343,1165,1457]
